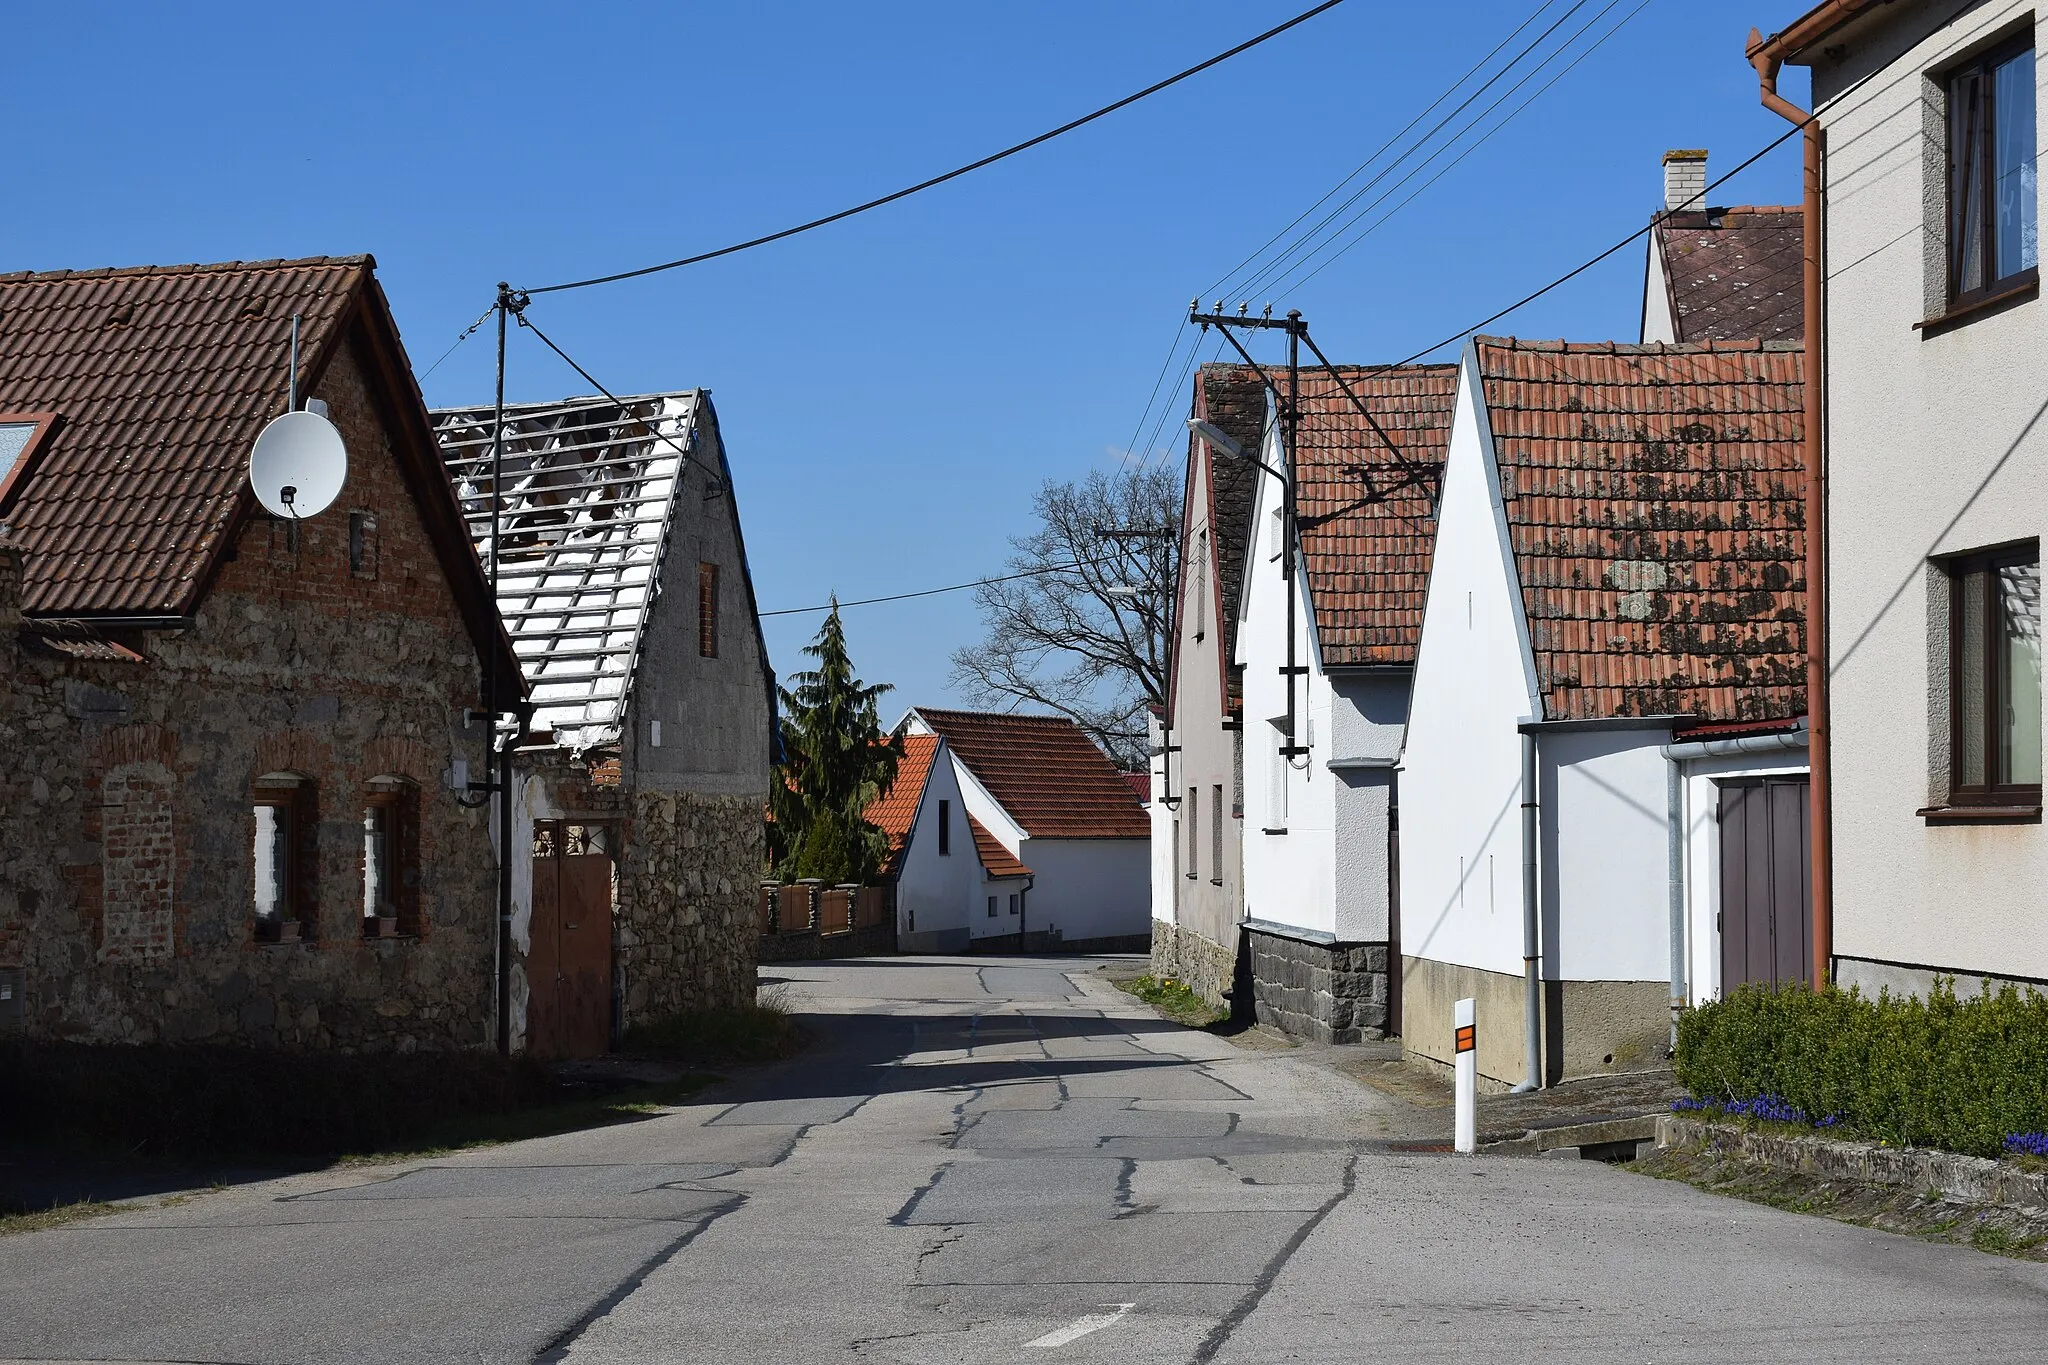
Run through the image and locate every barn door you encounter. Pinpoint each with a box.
[1717,778,1812,993]
[528,822,617,1058]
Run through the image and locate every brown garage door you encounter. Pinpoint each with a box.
[1717,777,1812,992]
[528,822,616,1058]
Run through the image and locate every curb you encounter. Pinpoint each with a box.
[1476,1115,1661,1160]
[1655,1115,2048,1212]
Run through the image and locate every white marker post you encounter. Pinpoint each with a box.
[1453,996,1477,1154]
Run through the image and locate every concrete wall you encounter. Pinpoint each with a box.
[2,338,497,1049]
[1403,956,1669,1089]
[1016,837,1149,945]
[1330,672,1410,947]
[1811,1,2048,990]
[1538,729,1673,985]
[967,873,1030,942]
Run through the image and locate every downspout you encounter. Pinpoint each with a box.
[1750,32,1831,990]
[1515,729,1540,1092]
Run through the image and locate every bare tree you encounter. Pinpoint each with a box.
[951,467,1181,768]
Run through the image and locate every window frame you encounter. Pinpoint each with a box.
[1210,783,1224,885]
[1186,786,1199,877]
[937,798,951,856]
[362,781,422,937]
[1944,31,2039,313]
[1945,541,2043,808]
[252,777,317,943]
[0,413,62,516]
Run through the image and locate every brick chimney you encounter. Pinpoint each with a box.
[1662,149,1708,213]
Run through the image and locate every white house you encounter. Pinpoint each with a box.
[1226,362,1458,1042]
[866,732,1032,954]
[1399,336,1808,1088]
[905,708,1150,951]
[1752,0,2048,999]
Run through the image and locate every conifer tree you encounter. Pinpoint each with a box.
[768,603,903,884]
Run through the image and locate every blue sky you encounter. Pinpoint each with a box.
[9,0,1814,709]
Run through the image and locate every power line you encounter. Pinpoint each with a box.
[419,303,497,383]
[761,559,1109,618]
[522,0,1352,296]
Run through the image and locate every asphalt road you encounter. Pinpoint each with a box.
[3,954,2045,1363]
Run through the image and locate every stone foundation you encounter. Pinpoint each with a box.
[1246,923,1388,1043]
[1149,919,1236,1007]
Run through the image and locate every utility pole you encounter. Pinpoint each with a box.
[1188,302,1309,761]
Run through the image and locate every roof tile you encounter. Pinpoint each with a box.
[911,708,1148,839]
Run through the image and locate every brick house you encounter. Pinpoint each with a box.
[0,256,522,1049]
[432,391,773,1056]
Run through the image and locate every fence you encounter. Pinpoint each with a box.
[757,880,896,961]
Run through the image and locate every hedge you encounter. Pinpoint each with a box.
[0,1041,559,1161]
[1674,980,2048,1159]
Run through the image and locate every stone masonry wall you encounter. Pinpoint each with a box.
[1150,919,1237,1009]
[1247,928,1389,1044]
[0,338,498,1050]
[617,790,763,1022]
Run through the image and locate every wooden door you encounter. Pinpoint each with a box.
[1717,778,1812,993]
[528,822,616,1058]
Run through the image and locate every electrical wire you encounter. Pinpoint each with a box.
[419,303,498,383]
[521,0,1352,296]
[761,558,1114,618]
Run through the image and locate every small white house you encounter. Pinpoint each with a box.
[905,708,1150,951]
[1399,336,1808,1088]
[867,732,1032,954]
[1225,362,1458,1042]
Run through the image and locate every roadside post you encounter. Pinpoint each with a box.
[1453,997,1477,1154]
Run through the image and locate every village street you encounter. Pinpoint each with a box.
[1,955,2044,1364]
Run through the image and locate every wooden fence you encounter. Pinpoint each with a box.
[757,881,895,960]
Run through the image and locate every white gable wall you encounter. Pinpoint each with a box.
[895,745,975,952]
[1537,728,1674,983]
[1398,347,1539,981]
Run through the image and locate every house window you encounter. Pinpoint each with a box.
[698,562,719,658]
[1008,894,1019,915]
[0,413,58,513]
[1211,784,1223,884]
[1192,530,1209,642]
[1268,722,1290,827]
[1946,544,2042,803]
[363,779,421,936]
[1947,34,2038,306]
[252,773,314,943]
[348,511,378,579]
[1186,787,1198,877]
[938,799,951,855]
[987,895,998,918]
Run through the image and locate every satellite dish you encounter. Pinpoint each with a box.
[248,409,347,519]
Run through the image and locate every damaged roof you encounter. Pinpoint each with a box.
[1475,336,1807,723]
[432,391,715,748]
[1653,208,1804,344]
[1292,363,1460,667]
[908,707,1149,840]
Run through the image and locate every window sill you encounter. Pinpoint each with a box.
[1262,827,1288,835]
[1916,804,2042,824]
[1915,272,2039,336]
[1210,878,1223,886]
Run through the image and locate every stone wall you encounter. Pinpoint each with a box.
[617,790,763,1021]
[1150,919,1237,1008]
[0,338,499,1051]
[1246,926,1389,1044]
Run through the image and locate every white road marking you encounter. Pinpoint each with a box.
[1027,1303,1135,1349]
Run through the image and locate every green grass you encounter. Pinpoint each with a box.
[1114,975,1229,1028]
[0,1196,178,1239]
[617,989,807,1066]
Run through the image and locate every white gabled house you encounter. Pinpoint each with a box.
[1399,336,1809,1089]
[866,732,1032,954]
[1226,362,1458,1042]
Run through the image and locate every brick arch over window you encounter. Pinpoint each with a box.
[254,731,332,781]
[361,736,435,785]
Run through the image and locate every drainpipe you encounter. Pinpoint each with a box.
[1514,730,1540,1092]
[1748,30,1830,990]
[1659,724,1812,1043]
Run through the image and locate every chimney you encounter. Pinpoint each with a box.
[1662,149,1708,213]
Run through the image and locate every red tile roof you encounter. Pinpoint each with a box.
[0,257,520,697]
[967,813,1032,879]
[1654,208,1804,344]
[910,708,1149,839]
[1294,364,1460,666]
[865,733,940,878]
[1122,771,1151,804]
[1475,337,1807,723]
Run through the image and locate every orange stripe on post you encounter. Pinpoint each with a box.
[1454,1024,1475,1054]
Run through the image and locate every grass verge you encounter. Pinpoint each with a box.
[0,1194,195,1239]
[1631,1142,2048,1262]
[618,989,808,1066]
[1112,974,1229,1029]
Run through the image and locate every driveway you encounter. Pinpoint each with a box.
[2,954,2044,1363]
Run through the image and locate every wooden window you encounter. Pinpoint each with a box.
[348,511,378,579]
[1008,894,1019,915]
[1946,34,2038,309]
[362,780,421,936]
[938,799,951,855]
[253,774,316,943]
[698,562,719,658]
[987,895,998,919]
[1186,787,1199,877]
[1947,544,2042,805]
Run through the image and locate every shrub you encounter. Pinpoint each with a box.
[1675,979,2048,1159]
[0,1040,559,1162]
